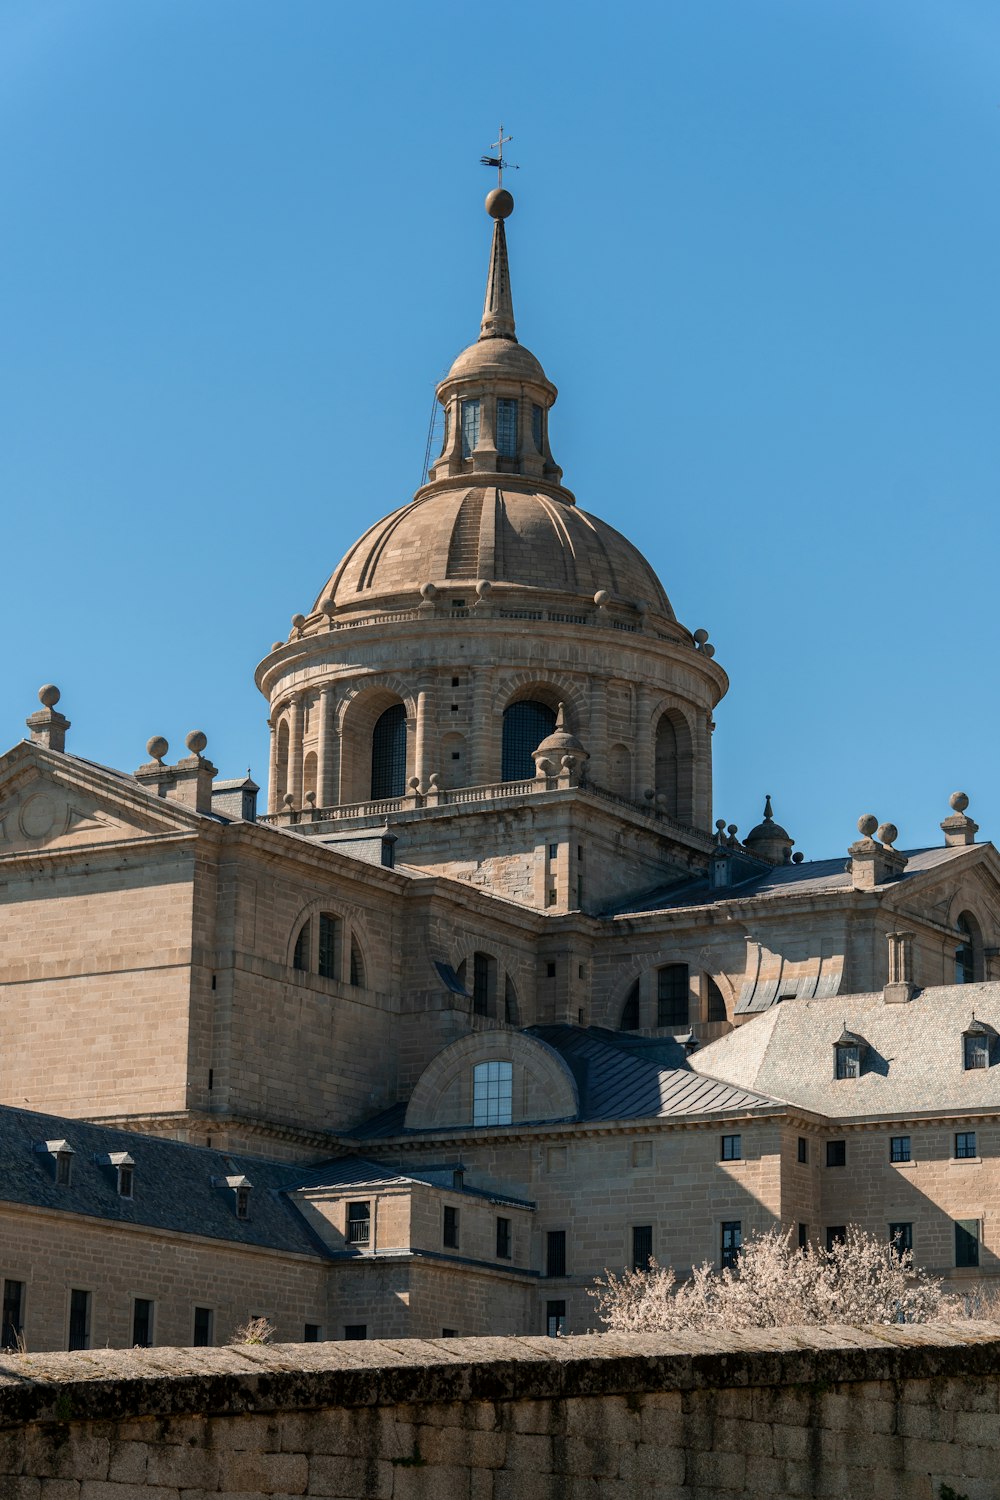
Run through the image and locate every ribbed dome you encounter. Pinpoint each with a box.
[315,485,675,618]
[445,336,548,385]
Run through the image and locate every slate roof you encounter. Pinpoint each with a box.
[530,1026,779,1120]
[349,1027,778,1138]
[692,981,1000,1120]
[611,845,974,916]
[0,1106,328,1257]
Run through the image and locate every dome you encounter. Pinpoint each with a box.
[315,484,675,619]
[445,335,549,386]
[744,796,794,863]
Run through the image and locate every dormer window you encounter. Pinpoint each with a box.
[496,398,518,457]
[108,1152,135,1198]
[36,1139,75,1186]
[461,399,480,458]
[833,1028,867,1080]
[213,1173,252,1219]
[963,1017,991,1071]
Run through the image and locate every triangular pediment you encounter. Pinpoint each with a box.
[0,745,201,856]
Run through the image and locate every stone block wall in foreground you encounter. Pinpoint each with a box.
[1,1322,999,1499]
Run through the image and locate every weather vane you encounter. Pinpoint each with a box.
[480,123,519,187]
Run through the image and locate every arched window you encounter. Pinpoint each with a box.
[502,700,556,782]
[350,935,366,989]
[293,920,311,972]
[657,964,689,1027]
[318,913,341,980]
[504,975,520,1025]
[371,704,406,799]
[706,977,727,1023]
[276,719,290,803]
[955,913,982,984]
[619,980,640,1031]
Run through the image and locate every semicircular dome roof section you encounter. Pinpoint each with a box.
[314,487,674,618]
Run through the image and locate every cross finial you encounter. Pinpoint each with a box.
[480,122,519,187]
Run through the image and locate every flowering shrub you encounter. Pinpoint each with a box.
[590,1226,950,1332]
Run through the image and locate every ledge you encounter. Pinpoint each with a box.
[1,1322,999,1427]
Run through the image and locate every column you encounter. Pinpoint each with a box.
[266,718,278,816]
[288,693,304,808]
[413,674,434,792]
[635,684,654,800]
[471,668,494,784]
[589,678,608,788]
[317,684,337,809]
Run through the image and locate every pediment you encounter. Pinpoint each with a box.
[0,763,189,855]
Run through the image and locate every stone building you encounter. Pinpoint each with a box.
[1,182,998,1351]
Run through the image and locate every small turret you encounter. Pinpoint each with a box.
[743,795,794,865]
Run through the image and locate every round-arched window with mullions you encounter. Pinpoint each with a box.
[371,703,406,799]
[501,700,556,782]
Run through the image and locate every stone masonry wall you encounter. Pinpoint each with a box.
[2,1323,1000,1499]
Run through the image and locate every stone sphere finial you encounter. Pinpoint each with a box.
[282,792,294,808]
[420,582,437,601]
[475,579,492,599]
[950,791,970,813]
[693,628,709,645]
[727,824,738,838]
[146,736,169,763]
[792,851,805,864]
[291,613,306,632]
[271,641,284,653]
[876,822,898,848]
[702,643,716,659]
[857,814,879,837]
[408,776,420,791]
[38,684,61,708]
[185,730,208,757]
[305,789,316,806]
[485,187,514,219]
[319,597,335,617]
[593,590,610,607]
[715,818,726,831]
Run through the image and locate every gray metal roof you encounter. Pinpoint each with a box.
[612,845,974,916]
[0,1106,328,1257]
[692,981,1000,1120]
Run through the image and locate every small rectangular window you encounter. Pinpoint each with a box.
[496,397,518,458]
[889,1223,913,1253]
[545,1299,566,1337]
[347,1201,371,1245]
[835,1045,860,1079]
[632,1225,653,1270]
[1,1280,24,1351]
[443,1205,460,1249]
[441,1328,458,1338]
[451,676,460,687]
[721,1134,742,1161]
[304,1323,322,1342]
[826,1140,846,1168]
[548,843,558,859]
[956,1219,980,1268]
[797,1137,808,1164]
[117,1164,134,1199]
[461,399,480,458]
[235,1186,251,1221]
[68,1289,91,1351]
[344,1324,368,1340]
[797,1223,808,1249]
[826,1226,846,1252]
[720,1221,742,1269]
[546,962,556,978]
[955,1132,977,1160]
[132,1298,153,1348]
[56,1152,73,1187]
[193,1306,214,1346]
[546,1229,567,1278]
[964,1034,989,1070]
[496,1216,512,1260]
[890,1135,911,1163]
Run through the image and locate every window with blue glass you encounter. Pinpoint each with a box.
[461,399,480,458]
[496,398,518,457]
[720,1221,741,1269]
[531,403,543,451]
[501,700,556,781]
[370,704,406,799]
[955,1131,977,1160]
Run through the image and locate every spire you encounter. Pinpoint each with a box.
[480,189,516,342]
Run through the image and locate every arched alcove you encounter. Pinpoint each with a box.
[955,911,984,983]
[654,707,694,823]
[275,719,290,804]
[303,751,318,803]
[339,689,410,804]
[608,743,631,798]
[405,1030,579,1130]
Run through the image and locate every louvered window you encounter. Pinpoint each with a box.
[371,704,406,799]
[496,398,518,457]
[501,700,555,781]
[461,399,480,458]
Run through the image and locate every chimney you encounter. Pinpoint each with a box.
[26,684,70,753]
[884,931,915,1004]
[941,791,978,848]
[848,815,908,890]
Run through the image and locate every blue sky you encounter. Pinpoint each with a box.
[1,0,997,857]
